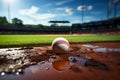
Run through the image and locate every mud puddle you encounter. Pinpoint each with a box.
[0,42,120,80]
[81,44,120,53]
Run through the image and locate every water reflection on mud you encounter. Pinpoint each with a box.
[80,44,120,53]
[69,56,109,70]
[93,48,120,53]
[0,43,120,80]
[50,55,70,71]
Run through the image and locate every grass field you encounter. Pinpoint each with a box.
[0,34,120,48]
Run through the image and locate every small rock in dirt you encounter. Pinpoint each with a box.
[45,67,49,70]
[17,69,22,72]
[6,48,13,51]
[75,54,80,57]
[1,72,5,76]
[16,72,19,75]
[12,69,16,73]
[85,56,92,59]
[9,65,15,69]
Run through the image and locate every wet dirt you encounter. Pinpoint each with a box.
[0,42,120,80]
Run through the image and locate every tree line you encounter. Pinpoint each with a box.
[0,16,23,26]
[0,16,70,28]
[0,16,46,28]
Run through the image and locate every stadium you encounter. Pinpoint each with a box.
[0,16,120,34]
[0,0,120,80]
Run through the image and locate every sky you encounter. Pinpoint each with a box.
[0,0,120,25]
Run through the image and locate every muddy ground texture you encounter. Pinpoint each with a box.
[0,42,120,80]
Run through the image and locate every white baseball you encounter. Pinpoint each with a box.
[52,37,70,54]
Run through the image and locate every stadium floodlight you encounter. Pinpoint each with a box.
[81,0,84,23]
[113,0,119,18]
[4,0,16,4]
[107,0,112,19]
[8,0,11,23]
[3,0,16,23]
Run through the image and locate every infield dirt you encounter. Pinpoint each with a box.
[0,42,120,80]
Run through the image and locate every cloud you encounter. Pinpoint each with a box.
[77,5,86,11]
[19,6,74,25]
[77,5,93,11]
[24,20,35,24]
[87,6,93,10]
[31,13,57,20]
[55,7,74,15]
[19,6,56,21]
[19,6,39,15]
[56,0,74,6]
[65,8,74,15]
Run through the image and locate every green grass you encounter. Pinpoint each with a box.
[0,34,120,48]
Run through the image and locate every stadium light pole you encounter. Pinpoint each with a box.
[81,0,84,23]
[107,0,112,19]
[8,0,11,23]
[113,0,119,18]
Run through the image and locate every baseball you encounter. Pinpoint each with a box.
[52,37,70,54]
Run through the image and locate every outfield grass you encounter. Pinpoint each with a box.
[0,34,120,47]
